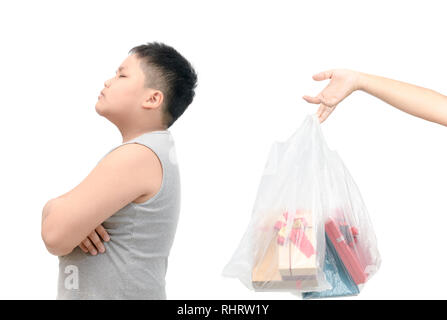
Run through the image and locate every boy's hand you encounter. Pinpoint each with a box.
[78,224,110,255]
[302,69,361,123]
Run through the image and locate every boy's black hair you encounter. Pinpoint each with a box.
[128,42,198,128]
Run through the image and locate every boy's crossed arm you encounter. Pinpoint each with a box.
[42,198,109,255]
[41,143,162,256]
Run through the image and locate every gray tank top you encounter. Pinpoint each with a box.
[56,130,181,299]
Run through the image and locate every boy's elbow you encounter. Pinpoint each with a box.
[41,225,73,257]
[44,242,71,257]
[43,238,73,256]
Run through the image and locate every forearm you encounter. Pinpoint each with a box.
[358,72,447,126]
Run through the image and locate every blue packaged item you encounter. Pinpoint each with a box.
[302,233,359,299]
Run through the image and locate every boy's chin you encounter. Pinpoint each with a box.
[95,106,105,117]
[95,104,119,123]
[95,103,106,116]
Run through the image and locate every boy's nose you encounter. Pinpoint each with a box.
[104,79,111,87]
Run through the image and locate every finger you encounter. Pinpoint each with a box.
[89,231,105,253]
[95,224,110,242]
[316,104,326,119]
[82,238,98,255]
[320,109,329,123]
[312,70,334,81]
[302,95,321,105]
[320,105,335,123]
[79,242,89,253]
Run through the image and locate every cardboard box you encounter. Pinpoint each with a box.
[252,209,319,291]
[252,233,318,290]
[275,210,318,278]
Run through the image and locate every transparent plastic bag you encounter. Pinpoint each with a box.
[222,114,381,298]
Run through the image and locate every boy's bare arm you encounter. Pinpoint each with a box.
[41,192,71,225]
[41,197,110,256]
[41,143,162,256]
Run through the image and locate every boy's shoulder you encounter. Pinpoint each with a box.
[100,143,163,203]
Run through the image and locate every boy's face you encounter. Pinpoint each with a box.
[95,53,161,125]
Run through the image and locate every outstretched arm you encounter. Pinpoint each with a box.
[303,69,447,126]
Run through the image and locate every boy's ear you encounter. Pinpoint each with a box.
[143,89,164,110]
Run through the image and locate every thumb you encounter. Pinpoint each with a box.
[312,70,334,81]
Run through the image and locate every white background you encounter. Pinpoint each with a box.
[1,0,446,300]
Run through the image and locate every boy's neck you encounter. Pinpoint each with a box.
[121,126,167,143]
